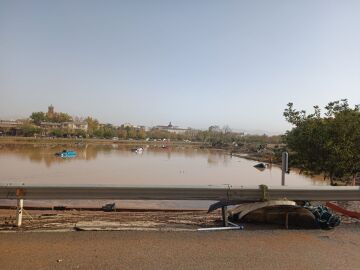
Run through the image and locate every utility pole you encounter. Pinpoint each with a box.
[281,152,288,186]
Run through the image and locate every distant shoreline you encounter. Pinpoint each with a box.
[0,136,203,146]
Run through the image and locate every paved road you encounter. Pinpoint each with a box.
[1,227,359,270]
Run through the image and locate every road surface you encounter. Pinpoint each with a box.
[1,227,359,270]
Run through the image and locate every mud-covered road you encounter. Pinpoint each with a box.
[0,227,360,270]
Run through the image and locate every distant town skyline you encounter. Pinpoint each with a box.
[1,1,360,134]
[0,104,283,135]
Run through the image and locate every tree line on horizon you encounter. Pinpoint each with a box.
[1,110,282,146]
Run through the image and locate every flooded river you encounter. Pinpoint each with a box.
[0,144,327,186]
[0,143,328,209]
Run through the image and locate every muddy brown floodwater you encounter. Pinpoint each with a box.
[0,144,329,209]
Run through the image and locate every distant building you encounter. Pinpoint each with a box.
[38,105,88,133]
[137,125,149,131]
[40,122,62,129]
[47,105,54,118]
[40,121,88,132]
[0,120,24,136]
[74,122,88,131]
[155,122,189,134]
[61,121,88,131]
[0,120,23,128]
[122,123,133,128]
[121,123,148,131]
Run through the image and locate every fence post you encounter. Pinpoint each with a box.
[16,199,23,227]
[221,206,228,227]
[281,152,288,186]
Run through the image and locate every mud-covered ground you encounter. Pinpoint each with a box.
[0,203,358,232]
[0,207,359,269]
[0,227,359,270]
[0,209,221,232]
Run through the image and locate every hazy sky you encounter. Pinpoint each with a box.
[1,0,359,134]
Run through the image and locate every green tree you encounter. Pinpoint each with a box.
[52,112,72,123]
[126,127,137,139]
[50,129,64,137]
[284,99,360,184]
[20,125,40,137]
[30,112,47,125]
[136,129,146,140]
[102,124,117,138]
[74,129,87,138]
[93,129,104,138]
[117,128,127,139]
[85,117,99,136]
[30,111,72,124]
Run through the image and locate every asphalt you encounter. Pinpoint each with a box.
[1,227,360,270]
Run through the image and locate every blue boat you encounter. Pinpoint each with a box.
[55,150,77,158]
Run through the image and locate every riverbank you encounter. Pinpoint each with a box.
[0,136,273,164]
[0,227,359,270]
[0,136,202,146]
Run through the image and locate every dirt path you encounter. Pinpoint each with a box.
[0,228,359,270]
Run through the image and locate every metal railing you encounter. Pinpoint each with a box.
[1,184,359,227]
[1,184,359,201]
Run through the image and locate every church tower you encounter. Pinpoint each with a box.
[47,105,54,118]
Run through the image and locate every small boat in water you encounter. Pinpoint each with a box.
[55,150,77,158]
